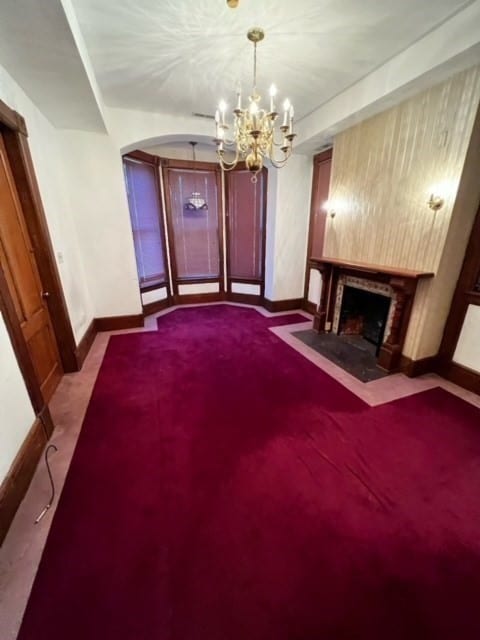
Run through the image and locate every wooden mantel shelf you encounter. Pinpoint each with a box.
[309,257,434,280]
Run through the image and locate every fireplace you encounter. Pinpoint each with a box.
[309,257,434,372]
[338,286,391,354]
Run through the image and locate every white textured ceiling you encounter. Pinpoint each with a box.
[0,0,106,131]
[71,0,474,120]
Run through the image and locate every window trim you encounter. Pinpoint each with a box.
[123,152,171,301]
[224,163,267,297]
[162,159,224,295]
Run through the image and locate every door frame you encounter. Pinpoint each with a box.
[438,199,480,392]
[303,148,333,311]
[0,99,77,426]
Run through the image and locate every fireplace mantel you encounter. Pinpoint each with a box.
[309,257,434,280]
[309,257,434,372]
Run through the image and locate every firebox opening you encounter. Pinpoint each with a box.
[338,286,391,355]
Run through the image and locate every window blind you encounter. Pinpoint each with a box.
[227,169,265,280]
[166,168,220,280]
[123,158,167,286]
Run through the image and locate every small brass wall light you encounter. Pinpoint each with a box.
[428,193,444,211]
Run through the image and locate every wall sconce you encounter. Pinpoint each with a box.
[427,193,444,211]
[227,0,239,7]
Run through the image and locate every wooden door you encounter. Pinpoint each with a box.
[0,133,62,402]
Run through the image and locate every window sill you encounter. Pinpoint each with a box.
[140,280,168,293]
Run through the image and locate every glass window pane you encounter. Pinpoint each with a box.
[124,158,167,285]
[166,168,220,279]
[227,170,264,280]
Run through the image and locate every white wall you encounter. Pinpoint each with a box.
[0,62,95,484]
[453,304,480,373]
[265,155,313,301]
[0,315,36,482]
[307,269,322,306]
[106,107,214,153]
[140,142,225,163]
[58,129,141,318]
[0,63,93,343]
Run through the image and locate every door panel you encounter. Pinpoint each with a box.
[0,133,62,402]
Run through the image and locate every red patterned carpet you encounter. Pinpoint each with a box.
[18,306,480,639]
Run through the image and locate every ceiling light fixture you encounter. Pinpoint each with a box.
[226,0,239,7]
[184,142,208,212]
[214,28,295,180]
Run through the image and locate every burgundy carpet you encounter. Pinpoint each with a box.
[18,306,480,639]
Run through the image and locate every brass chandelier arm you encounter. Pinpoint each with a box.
[217,146,241,171]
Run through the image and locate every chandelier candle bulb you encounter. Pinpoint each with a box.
[250,101,258,129]
[283,99,290,127]
[289,105,294,134]
[269,84,277,112]
[219,100,227,126]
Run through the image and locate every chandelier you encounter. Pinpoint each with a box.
[214,27,295,180]
[184,141,208,212]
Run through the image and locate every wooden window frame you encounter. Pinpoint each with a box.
[123,150,171,295]
[161,158,225,294]
[224,164,268,297]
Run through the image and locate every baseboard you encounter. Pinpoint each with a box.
[439,361,480,395]
[302,300,317,315]
[75,319,96,369]
[228,292,263,306]
[262,298,303,312]
[0,413,49,545]
[172,292,226,305]
[95,314,144,332]
[142,298,171,316]
[400,354,439,377]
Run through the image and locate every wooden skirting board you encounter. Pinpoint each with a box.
[263,297,304,312]
[438,360,480,395]
[0,410,51,545]
[399,354,440,378]
[142,298,170,317]
[95,314,144,332]
[74,319,96,370]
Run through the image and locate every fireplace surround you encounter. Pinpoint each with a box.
[309,257,434,372]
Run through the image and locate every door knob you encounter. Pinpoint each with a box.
[42,291,50,299]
